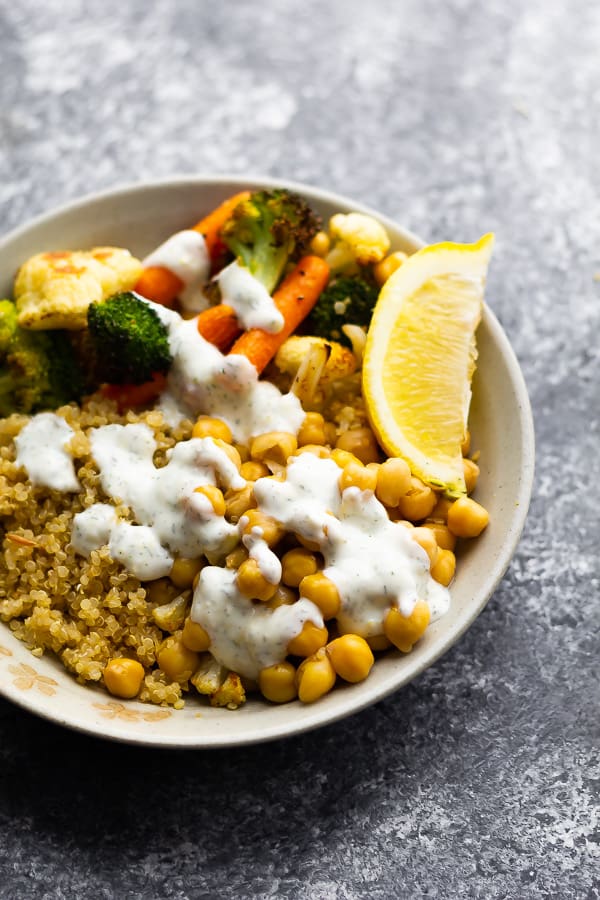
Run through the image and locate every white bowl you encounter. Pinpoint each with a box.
[0,176,535,746]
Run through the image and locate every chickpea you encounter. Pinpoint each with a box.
[103,658,145,699]
[146,578,177,605]
[310,230,331,257]
[157,634,200,683]
[241,509,283,547]
[296,534,322,553]
[384,601,431,653]
[236,558,278,602]
[212,439,242,471]
[192,416,233,443]
[366,634,392,652]
[397,477,437,521]
[294,444,331,459]
[298,412,327,447]
[250,431,298,466]
[463,458,480,494]
[423,522,456,552]
[431,548,456,586]
[411,527,439,567]
[326,634,374,683]
[330,448,363,469]
[300,572,341,619]
[335,428,380,465]
[266,584,297,609]
[281,548,319,588]
[375,457,412,507]
[287,620,329,657]
[259,661,298,703]
[193,484,226,517]
[339,461,378,493]
[182,617,211,652]
[234,443,251,463]
[447,496,489,538]
[240,460,270,481]
[324,422,338,446]
[461,430,471,457]
[170,556,204,589]
[373,250,408,286]
[225,545,249,569]
[296,647,336,703]
[429,495,454,523]
[224,484,256,521]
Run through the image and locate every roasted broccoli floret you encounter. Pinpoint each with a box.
[309,276,379,346]
[220,189,321,293]
[0,299,18,354]
[87,291,172,385]
[0,299,84,416]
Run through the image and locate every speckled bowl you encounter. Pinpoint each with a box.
[0,176,535,747]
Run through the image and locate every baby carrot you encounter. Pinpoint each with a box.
[196,304,242,352]
[228,255,330,373]
[135,267,183,308]
[134,190,251,306]
[101,373,167,412]
[192,190,251,260]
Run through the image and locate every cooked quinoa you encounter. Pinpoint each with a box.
[0,397,198,707]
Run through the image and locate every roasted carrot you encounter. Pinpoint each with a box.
[134,191,251,306]
[228,255,330,374]
[101,373,167,412]
[196,304,242,352]
[135,267,183,308]
[193,190,251,259]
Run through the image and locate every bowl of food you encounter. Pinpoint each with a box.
[0,176,534,746]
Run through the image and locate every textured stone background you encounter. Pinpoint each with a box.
[0,0,599,897]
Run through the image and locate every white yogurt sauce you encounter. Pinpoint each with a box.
[253,454,450,637]
[142,230,211,313]
[132,298,304,440]
[70,427,244,577]
[191,566,323,680]
[109,521,174,581]
[241,523,282,584]
[15,413,80,492]
[161,314,304,441]
[216,260,284,333]
[71,503,117,557]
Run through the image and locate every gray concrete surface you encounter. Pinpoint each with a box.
[0,0,598,897]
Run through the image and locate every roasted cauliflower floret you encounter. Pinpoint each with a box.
[15,247,143,330]
[190,654,227,695]
[326,213,390,273]
[275,335,357,386]
[210,672,246,710]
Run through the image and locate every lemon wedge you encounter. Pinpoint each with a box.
[362,234,495,497]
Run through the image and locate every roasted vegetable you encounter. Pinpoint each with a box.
[325,213,390,274]
[220,189,321,294]
[15,247,143,331]
[309,276,378,345]
[0,299,83,415]
[275,335,356,389]
[87,292,172,385]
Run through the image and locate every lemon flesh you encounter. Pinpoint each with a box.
[362,234,495,496]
